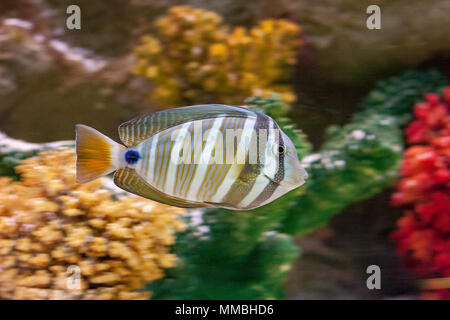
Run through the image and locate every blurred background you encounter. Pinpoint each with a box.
[0,0,449,300]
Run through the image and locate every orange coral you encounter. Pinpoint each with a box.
[0,148,185,300]
[133,5,301,107]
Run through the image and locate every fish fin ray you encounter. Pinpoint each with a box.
[75,124,125,183]
[114,167,210,208]
[204,201,240,210]
[118,104,257,147]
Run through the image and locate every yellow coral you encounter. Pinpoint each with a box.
[133,5,302,107]
[0,148,185,300]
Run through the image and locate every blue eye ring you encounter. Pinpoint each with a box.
[125,150,140,165]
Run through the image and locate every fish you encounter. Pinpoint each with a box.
[75,104,307,210]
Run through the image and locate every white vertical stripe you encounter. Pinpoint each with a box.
[136,122,141,141]
[185,118,224,201]
[126,126,130,145]
[146,132,159,185]
[130,123,135,143]
[235,118,256,164]
[210,117,256,203]
[157,127,176,189]
[263,123,278,180]
[143,121,148,138]
[238,174,270,208]
[209,166,238,203]
[136,142,146,174]
[178,120,203,198]
[164,123,191,195]
[174,123,193,196]
[122,168,130,185]
[141,140,150,178]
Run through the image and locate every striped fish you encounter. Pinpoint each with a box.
[75,104,307,210]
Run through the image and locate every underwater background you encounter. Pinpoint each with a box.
[0,0,449,299]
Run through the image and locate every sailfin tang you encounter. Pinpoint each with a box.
[118,104,256,147]
[114,167,210,208]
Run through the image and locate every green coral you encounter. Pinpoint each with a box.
[280,111,403,235]
[0,154,25,179]
[361,69,447,123]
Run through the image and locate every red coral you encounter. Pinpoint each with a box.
[422,289,450,300]
[391,87,450,299]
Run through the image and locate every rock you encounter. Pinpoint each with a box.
[176,0,450,86]
[0,22,52,96]
[0,14,154,143]
[294,0,450,85]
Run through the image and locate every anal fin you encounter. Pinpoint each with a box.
[114,167,210,209]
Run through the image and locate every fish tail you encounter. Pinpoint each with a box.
[75,124,126,183]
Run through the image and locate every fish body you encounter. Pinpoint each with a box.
[76,104,307,210]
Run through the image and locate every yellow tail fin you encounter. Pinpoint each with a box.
[75,124,125,183]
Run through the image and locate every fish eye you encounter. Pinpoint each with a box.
[277,145,286,154]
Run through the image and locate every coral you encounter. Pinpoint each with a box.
[361,69,447,123]
[133,5,301,107]
[0,148,185,300]
[0,132,73,179]
[422,289,450,300]
[391,88,450,299]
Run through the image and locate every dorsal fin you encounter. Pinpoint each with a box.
[114,167,211,208]
[118,104,256,147]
